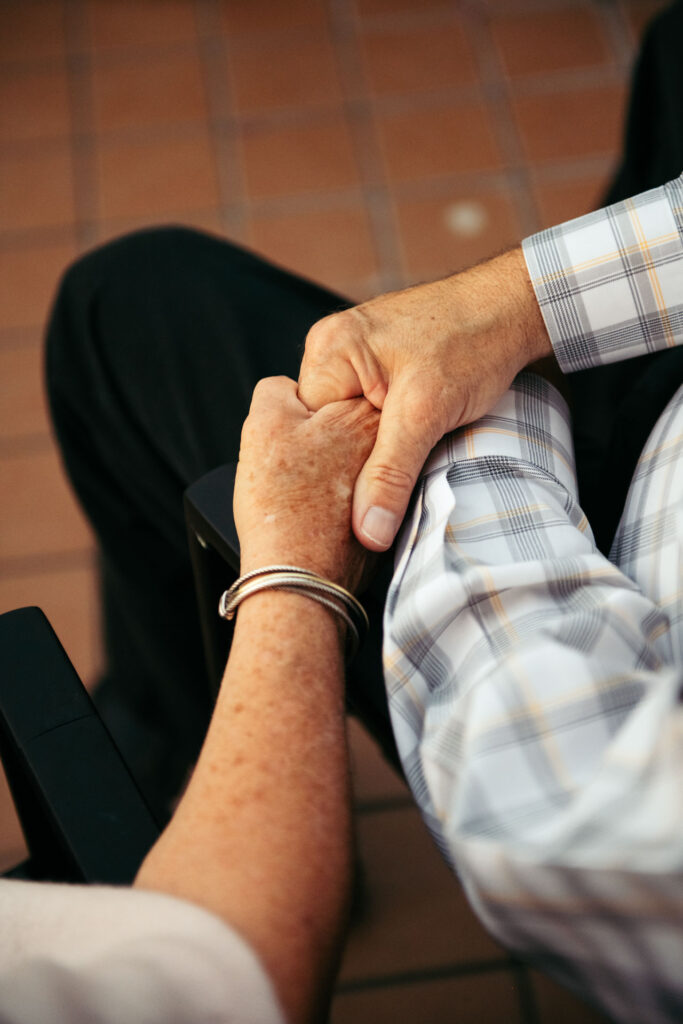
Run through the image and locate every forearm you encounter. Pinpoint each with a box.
[447,246,551,364]
[135,592,352,1024]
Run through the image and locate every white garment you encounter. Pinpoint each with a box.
[0,879,284,1024]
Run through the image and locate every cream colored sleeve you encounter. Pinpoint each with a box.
[0,879,285,1024]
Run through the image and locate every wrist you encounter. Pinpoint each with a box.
[506,246,552,363]
[240,549,328,578]
[238,541,365,594]
[457,247,552,367]
[234,587,347,661]
[223,564,368,661]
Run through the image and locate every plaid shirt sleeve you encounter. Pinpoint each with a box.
[383,373,683,1023]
[522,174,683,372]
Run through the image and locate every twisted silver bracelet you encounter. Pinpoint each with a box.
[218,565,369,661]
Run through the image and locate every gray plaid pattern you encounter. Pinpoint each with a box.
[383,371,683,1023]
[523,175,683,373]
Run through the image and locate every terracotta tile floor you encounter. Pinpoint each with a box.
[0,0,666,1019]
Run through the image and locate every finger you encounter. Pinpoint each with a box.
[312,394,379,429]
[298,312,387,411]
[298,349,362,412]
[249,375,308,418]
[351,384,438,551]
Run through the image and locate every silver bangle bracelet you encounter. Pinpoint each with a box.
[218,565,368,661]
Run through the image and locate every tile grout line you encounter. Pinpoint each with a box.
[0,327,43,349]
[0,434,54,457]
[464,0,542,237]
[64,0,100,249]
[194,0,248,242]
[335,955,516,995]
[595,0,637,73]
[329,0,404,294]
[0,548,96,580]
[0,153,622,256]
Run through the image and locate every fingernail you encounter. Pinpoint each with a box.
[361,506,397,549]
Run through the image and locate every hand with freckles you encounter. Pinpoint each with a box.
[234,376,380,593]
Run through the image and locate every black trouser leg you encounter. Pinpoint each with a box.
[46,227,393,817]
[569,0,683,553]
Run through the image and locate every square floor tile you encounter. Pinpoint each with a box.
[532,970,611,1023]
[511,83,626,164]
[0,146,75,233]
[0,241,76,331]
[1,446,94,560]
[0,66,70,143]
[377,100,502,183]
[394,188,521,280]
[0,342,51,440]
[339,806,503,982]
[221,0,328,35]
[92,53,208,133]
[86,0,198,52]
[248,203,376,295]
[348,717,409,805]
[0,0,67,63]
[491,7,612,79]
[332,969,523,1024]
[0,561,102,689]
[241,116,360,199]
[96,133,219,220]
[532,172,611,230]
[360,22,477,96]
[229,28,343,114]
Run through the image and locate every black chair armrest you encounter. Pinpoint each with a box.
[0,607,160,884]
[184,462,240,697]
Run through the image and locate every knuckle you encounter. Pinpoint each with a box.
[251,376,274,398]
[305,309,360,357]
[402,388,438,429]
[251,375,289,402]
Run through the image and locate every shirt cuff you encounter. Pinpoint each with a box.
[522,175,683,373]
[421,372,577,498]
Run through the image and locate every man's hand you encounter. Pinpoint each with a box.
[298,247,551,551]
[235,376,379,592]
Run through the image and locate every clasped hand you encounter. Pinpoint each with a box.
[234,377,380,594]
[298,248,550,551]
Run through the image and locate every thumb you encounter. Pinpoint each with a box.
[352,384,437,551]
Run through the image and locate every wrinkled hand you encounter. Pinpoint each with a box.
[298,248,551,551]
[234,376,380,593]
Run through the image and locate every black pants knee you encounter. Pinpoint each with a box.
[46,227,399,818]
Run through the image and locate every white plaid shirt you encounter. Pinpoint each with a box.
[383,177,683,1023]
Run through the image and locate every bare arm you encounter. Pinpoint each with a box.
[136,593,348,1024]
[135,379,379,1024]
